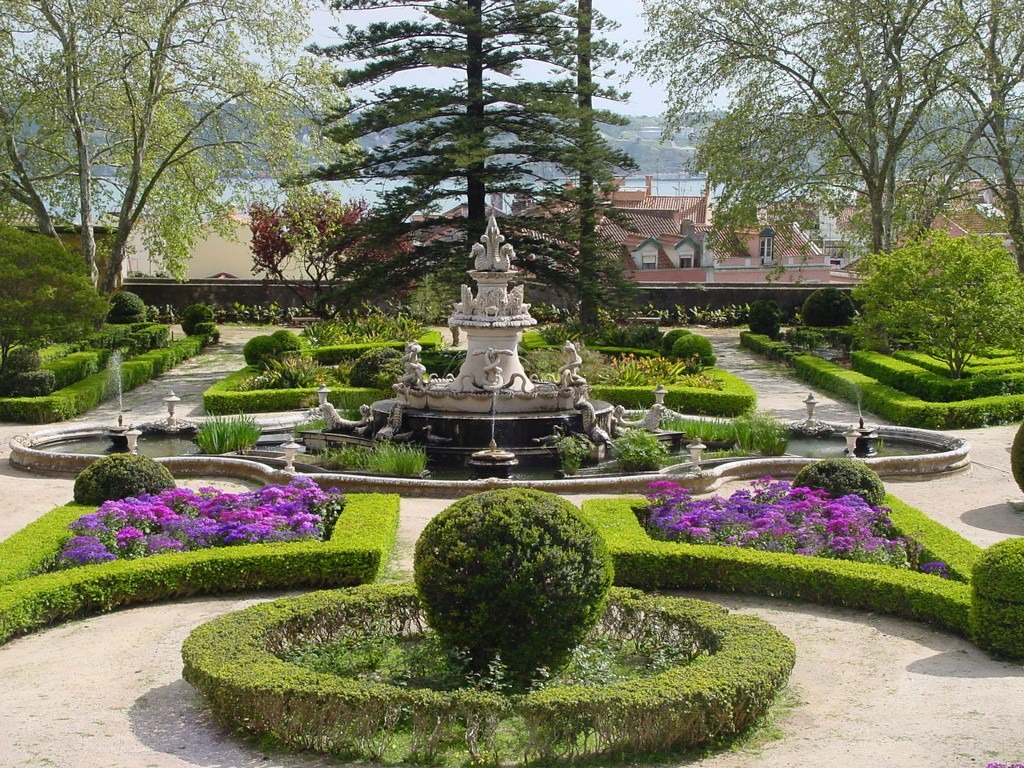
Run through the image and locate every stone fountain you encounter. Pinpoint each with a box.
[312,216,614,468]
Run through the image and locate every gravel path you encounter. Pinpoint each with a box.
[0,325,1022,768]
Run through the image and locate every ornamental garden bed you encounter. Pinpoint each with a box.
[741,331,1024,429]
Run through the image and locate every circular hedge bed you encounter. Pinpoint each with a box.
[182,584,795,763]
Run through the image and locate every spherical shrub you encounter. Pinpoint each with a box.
[107,291,147,324]
[970,538,1024,659]
[1010,422,1024,494]
[801,288,856,328]
[670,333,715,368]
[192,322,219,342]
[414,489,614,688]
[748,300,783,339]
[348,347,405,389]
[73,453,176,505]
[661,328,691,355]
[270,329,302,354]
[792,458,886,506]
[180,304,215,336]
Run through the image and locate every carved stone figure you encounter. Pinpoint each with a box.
[400,340,427,388]
[611,403,665,436]
[506,284,526,315]
[375,402,407,441]
[576,397,609,445]
[322,402,372,434]
[558,341,586,387]
[472,346,514,391]
[473,215,514,272]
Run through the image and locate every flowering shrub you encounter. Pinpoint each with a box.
[644,477,942,572]
[55,479,345,568]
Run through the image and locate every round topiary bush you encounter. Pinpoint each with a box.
[73,453,176,505]
[414,489,614,688]
[800,287,856,327]
[348,347,405,389]
[792,458,886,506]
[661,328,691,355]
[107,291,147,324]
[1010,422,1024,494]
[270,329,303,354]
[180,304,215,336]
[670,332,715,368]
[748,299,783,339]
[970,537,1024,659]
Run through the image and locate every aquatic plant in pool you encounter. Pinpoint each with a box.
[55,478,344,568]
[644,477,943,572]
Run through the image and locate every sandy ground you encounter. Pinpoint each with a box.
[0,326,1022,768]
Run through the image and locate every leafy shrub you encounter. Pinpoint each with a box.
[554,433,592,474]
[73,453,176,505]
[590,353,722,388]
[243,332,301,367]
[748,300,783,339]
[5,347,41,374]
[369,443,428,475]
[802,287,856,327]
[192,321,219,342]
[669,333,715,369]
[793,458,886,506]
[0,369,57,397]
[106,291,147,324]
[414,489,613,688]
[611,429,670,471]
[237,356,327,391]
[970,537,1024,659]
[593,323,663,350]
[195,414,262,454]
[349,347,404,389]
[271,329,303,354]
[180,304,215,336]
[734,410,788,455]
[1011,422,1024,494]
[660,328,691,354]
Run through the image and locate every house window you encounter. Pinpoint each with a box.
[640,252,658,270]
[759,226,776,265]
[678,243,695,268]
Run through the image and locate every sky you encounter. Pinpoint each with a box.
[307,0,669,118]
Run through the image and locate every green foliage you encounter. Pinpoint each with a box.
[414,490,614,689]
[970,538,1024,659]
[0,369,56,397]
[589,367,757,417]
[792,458,886,506]
[237,356,327,391]
[611,429,671,471]
[662,416,738,444]
[1012,423,1024,494]
[180,304,215,336]
[748,300,783,339]
[852,351,1024,402]
[855,232,1024,377]
[590,353,722,388]
[309,331,442,365]
[0,493,399,646]
[195,415,262,454]
[73,454,176,505]
[670,332,716,369]
[592,323,663,350]
[660,327,692,354]
[317,442,429,476]
[554,433,593,474]
[348,347,404,389]
[181,585,792,763]
[243,332,301,367]
[106,291,147,324]
[0,227,109,375]
[202,367,387,415]
[734,410,788,455]
[192,321,219,341]
[801,288,855,328]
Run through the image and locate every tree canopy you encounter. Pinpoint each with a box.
[853,230,1024,376]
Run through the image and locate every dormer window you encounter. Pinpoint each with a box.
[641,252,658,270]
[759,226,776,265]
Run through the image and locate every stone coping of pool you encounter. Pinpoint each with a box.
[10,419,970,498]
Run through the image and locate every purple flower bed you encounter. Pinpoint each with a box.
[644,477,941,572]
[55,478,345,568]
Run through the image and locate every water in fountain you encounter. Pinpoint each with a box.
[108,350,124,419]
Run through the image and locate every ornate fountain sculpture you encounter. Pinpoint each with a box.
[316,216,615,468]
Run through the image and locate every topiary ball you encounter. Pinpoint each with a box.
[1010,422,1024,494]
[748,300,783,339]
[670,333,715,368]
[414,489,614,689]
[792,458,886,506]
[270,329,303,354]
[180,304,215,336]
[970,537,1024,659]
[107,291,147,324]
[661,328,692,355]
[348,347,405,389]
[800,288,856,328]
[73,453,176,505]
[243,335,277,366]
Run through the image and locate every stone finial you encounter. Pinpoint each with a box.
[472,215,514,272]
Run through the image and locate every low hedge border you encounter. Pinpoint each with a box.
[580,495,974,636]
[309,331,443,365]
[0,335,209,423]
[851,351,1024,402]
[893,350,1024,378]
[591,368,756,416]
[741,332,1024,428]
[181,584,795,763]
[0,492,399,646]
[202,367,389,414]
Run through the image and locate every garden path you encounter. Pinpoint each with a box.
[0,324,1022,767]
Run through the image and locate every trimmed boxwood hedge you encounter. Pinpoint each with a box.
[893,350,1024,378]
[0,335,209,423]
[0,492,399,646]
[203,367,389,414]
[309,331,443,365]
[740,332,1024,428]
[181,584,795,762]
[969,538,1024,658]
[851,351,1024,402]
[591,368,756,417]
[580,495,977,636]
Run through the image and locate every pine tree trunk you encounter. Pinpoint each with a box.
[465,0,487,243]
[576,0,599,325]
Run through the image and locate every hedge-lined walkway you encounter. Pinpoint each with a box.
[0,325,1023,767]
